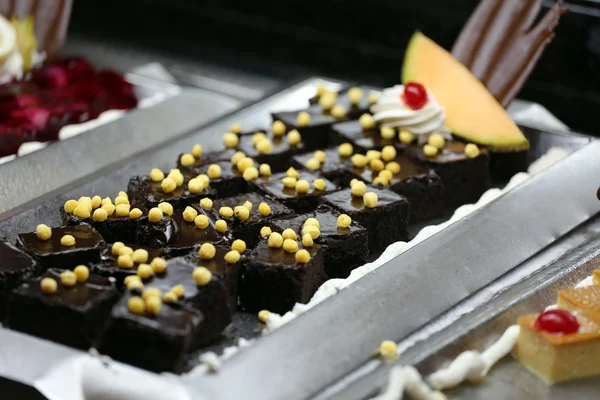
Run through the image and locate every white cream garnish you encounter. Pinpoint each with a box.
[371,85,448,140]
[371,366,446,400]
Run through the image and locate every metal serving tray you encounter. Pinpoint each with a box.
[0,78,597,400]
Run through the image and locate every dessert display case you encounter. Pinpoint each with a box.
[0,77,598,400]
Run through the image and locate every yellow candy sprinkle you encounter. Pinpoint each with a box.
[381,145,397,162]
[36,224,52,241]
[193,267,212,286]
[302,233,314,247]
[428,134,446,150]
[351,181,367,197]
[199,243,216,260]
[148,207,164,223]
[180,153,195,167]
[129,208,143,219]
[379,340,398,359]
[304,218,320,228]
[348,87,363,104]
[295,249,311,264]
[172,284,185,298]
[60,234,75,247]
[215,220,227,233]
[359,113,375,129]
[74,265,90,282]
[92,208,108,222]
[118,254,134,269]
[161,177,177,194]
[183,206,198,223]
[286,167,300,179]
[295,179,310,194]
[338,143,353,157]
[363,192,379,208]
[194,214,209,229]
[287,129,302,146]
[423,144,439,158]
[224,250,241,264]
[235,206,250,221]
[305,158,321,171]
[331,104,346,118]
[73,204,91,219]
[258,202,271,216]
[337,214,352,228]
[464,143,481,159]
[40,277,58,294]
[207,164,222,179]
[259,163,272,177]
[282,239,299,253]
[146,296,162,316]
[128,296,145,315]
[282,176,297,189]
[297,111,311,127]
[268,232,283,248]
[386,161,401,174]
[151,257,167,273]
[223,132,239,148]
[380,126,395,140]
[137,264,154,279]
[60,271,77,287]
[272,120,286,136]
[63,199,78,214]
[351,154,368,168]
[313,178,327,191]
[258,310,270,323]
[260,226,272,237]
[242,166,259,181]
[230,124,242,134]
[132,249,149,264]
[112,242,125,255]
[219,206,234,218]
[200,198,213,209]
[232,239,247,253]
[192,144,203,158]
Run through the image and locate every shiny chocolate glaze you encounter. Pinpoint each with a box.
[17,224,104,257]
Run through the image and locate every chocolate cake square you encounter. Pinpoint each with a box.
[193,160,249,198]
[323,187,410,253]
[309,85,375,119]
[407,140,490,206]
[98,293,203,373]
[269,205,369,278]
[330,120,403,153]
[7,269,120,349]
[239,240,327,313]
[176,149,236,176]
[17,225,105,269]
[237,130,306,173]
[0,240,39,320]
[290,147,356,185]
[127,174,215,209]
[251,170,338,213]
[92,244,166,287]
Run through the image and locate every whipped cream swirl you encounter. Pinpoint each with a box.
[371,85,448,141]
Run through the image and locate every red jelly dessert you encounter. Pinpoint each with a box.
[403,82,428,110]
[534,309,580,335]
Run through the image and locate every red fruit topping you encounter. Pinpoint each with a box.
[9,108,51,130]
[534,309,580,334]
[31,65,69,89]
[403,82,428,110]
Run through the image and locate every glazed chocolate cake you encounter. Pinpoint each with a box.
[0,239,39,320]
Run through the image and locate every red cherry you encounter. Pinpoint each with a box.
[534,309,580,334]
[403,82,428,110]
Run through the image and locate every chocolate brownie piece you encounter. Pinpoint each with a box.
[251,170,338,213]
[407,140,490,207]
[270,205,368,278]
[237,130,306,173]
[176,149,236,176]
[330,120,405,153]
[290,147,356,185]
[323,187,410,253]
[17,225,105,269]
[98,292,203,373]
[239,240,327,313]
[193,160,249,198]
[92,244,166,287]
[144,258,231,346]
[349,154,445,222]
[0,240,39,320]
[134,214,179,248]
[489,149,528,181]
[205,192,293,249]
[309,85,375,119]
[127,174,215,209]
[7,269,120,349]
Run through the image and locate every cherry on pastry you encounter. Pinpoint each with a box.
[403,82,428,110]
[534,309,580,334]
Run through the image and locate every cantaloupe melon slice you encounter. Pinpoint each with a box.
[402,31,529,152]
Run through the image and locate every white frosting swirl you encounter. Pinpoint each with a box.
[370,85,447,139]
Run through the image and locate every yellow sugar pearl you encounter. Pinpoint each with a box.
[215,219,228,233]
[350,179,359,187]
[74,265,90,282]
[236,157,255,172]
[77,200,93,213]
[243,200,253,211]
[112,242,125,255]
[115,195,129,206]
[73,204,91,219]
[272,120,286,136]
[319,93,336,110]
[137,263,154,279]
[219,206,234,218]
[348,87,363,104]
[314,150,327,163]
[188,178,205,194]
[200,198,213,209]
[351,180,367,197]
[282,176,297,189]
[304,217,320,228]
[423,144,439,158]
[194,214,209,229]
[399,130,415,144]
[302,233,314,247]
[192,144,203,158]
[379,340,398,359]
[368,92,378,104]
[366,150,382,162]
[60,270,77,287]
[242,166,259,181]
[260,226,272,237]
[224,250,241,264]
[331,104,346,119]
[359,113,375,129]
[370,159,385,172]
[115,204,130,217]
[207,164,222,179]
[305,157,321,170]
[151,257,167,273]
[338,142,353,157]
[230,124,242,134]
[60,234,75,247]
[148,207,164,223]
[161,177,177,194]
[199,243,216,260]
[256,139,273,155]
[380,126,395,140]
[223,132,239,148]
[286,167,300,179]
[118,191,128,199]
[40,277,58,294]
[316,83,327,97]
[235,206,250,221]
[268,232,283,248]
[102,203,116,217]
[363,192,379,208]
[36,224,52,241]
[232,239,247,253]
[142,288,162,301]
[297,111,311,127]
[258,202,271,216]
[171,284,185,298]
[302,225,320,239]
[464,143,481,159]
[126,278,144,290]
[91,196,102,209]
[287,129,302,146]
[168,171,184,187]
[79,196,92,205]
[252,132,266,145]
[258,309,270,323]
[183,206,198,222]
[92,208,108,222]
[150,167,165,182]
[231,151,246,165]
[295,249,311,264]
[101,197,111,205]
[145,296,162,316]
[163,291,177,302]
[313,179,327,191]
[180,153,195,167]
[381,145,397,162]
[351,154,368,168]
[64,199,78,214]
[295,179,310,194]
[129,208,143,220]
[124,275,140,287]
[428,134,446,149]
[282,228,298,241]
[373,176,390,186]
[283,239,298,253]
[128,296,145,315]
[193,267,212,286]
[118,254,134,269]
[259,163,272,177]
[379,169,394,181]
[337,214,352,228]
[132,249,149,264]
[119,246,134,256]
[386,161,401,174]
